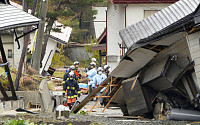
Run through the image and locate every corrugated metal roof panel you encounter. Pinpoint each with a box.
[0,2,40,31]
[110,0,178,4]
[119,0,200,49]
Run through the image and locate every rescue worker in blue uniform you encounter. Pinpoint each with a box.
[93,67,107,103]
[87,62,97,94]
[88,58,97,71]
[93,67,107,88]
[63,72,81,109]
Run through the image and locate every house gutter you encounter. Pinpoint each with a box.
[122,4,128,57]
[106,10,108,64]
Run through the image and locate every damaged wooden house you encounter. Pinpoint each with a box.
[0,0,40,101]
[112,0,200,119]
[73,0,200,120]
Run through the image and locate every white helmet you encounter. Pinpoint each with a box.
[69,71,74,77]
[90,62,96,67]
[98,67,103,71]
[74,61,79,65]
[91,58,96,62]
[70,65,75,70]
[104,65,110,70]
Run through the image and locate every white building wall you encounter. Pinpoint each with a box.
[1,34,14,68]
[40,38,57,74]
[126,4,171,27]
[94,7,107,38]
[107,3,171,71]
[1,33,24,69]
[107,3,124,71]
[13,33,24,69]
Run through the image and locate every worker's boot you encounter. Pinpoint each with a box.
[67,103,72,110]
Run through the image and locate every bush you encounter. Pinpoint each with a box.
[19,76,36,90]
[4,119,37,125]
[0,78,10,90]
[25,66,38,76]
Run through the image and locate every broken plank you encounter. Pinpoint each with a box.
[105,116,140,119]
[93,96,110,98]
[72,76,112,113]
[100,84,118,87]
[102,86,122,113]
[84,106,103,109]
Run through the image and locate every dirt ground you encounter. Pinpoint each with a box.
[0,112,199,125]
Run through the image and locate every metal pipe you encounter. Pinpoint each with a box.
[106,10,107,64]
[167,108,200,121]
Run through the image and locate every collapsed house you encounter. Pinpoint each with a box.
[107,0,200,118]
[73,0,200,120]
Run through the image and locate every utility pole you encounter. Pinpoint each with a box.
[15,0,30,91]
[33,0,48,72]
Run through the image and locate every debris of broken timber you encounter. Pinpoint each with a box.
[105,116,142,119]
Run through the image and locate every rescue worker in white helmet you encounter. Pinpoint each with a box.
[63,71,81,109]
[88,58,97,71]
[86,62,97,94]
[62,65,77,85]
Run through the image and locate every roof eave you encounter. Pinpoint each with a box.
[110,0,177,4]
[49,35,67,45]
[0,21,40,31]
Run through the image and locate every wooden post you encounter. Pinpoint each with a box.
[99,50,102,67]
[15,0,31,91]
[102,86,122,113]
[33,0,48,71]
[0,37,17,100]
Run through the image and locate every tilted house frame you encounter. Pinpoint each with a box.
[0,0,40,101]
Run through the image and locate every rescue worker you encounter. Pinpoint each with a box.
[93,67,107,88]
[104,65,110,77]
[87,62,97,94]
[63,65,77,81]
[93,67,107,101]
[88,58,97,70]
[74,61,80,81]
[63,71,81,110]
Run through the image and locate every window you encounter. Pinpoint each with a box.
[144,10,159,18]
[8,49,12,58]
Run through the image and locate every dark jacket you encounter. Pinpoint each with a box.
[63,79,81,98]
[63,71,77,81]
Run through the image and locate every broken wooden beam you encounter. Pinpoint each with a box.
[0,81,9,101]
[0,37,17,100]
[72,76,113,113]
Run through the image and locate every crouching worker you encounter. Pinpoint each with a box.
[63,72,81,110]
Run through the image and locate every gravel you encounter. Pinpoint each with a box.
[0,112,198,125]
